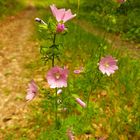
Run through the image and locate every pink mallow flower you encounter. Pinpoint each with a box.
[50,4,76,23]
[50,4,76,33]
[76,98,86,108]
[26,80,38,101]
[46,66,69,88]
[99,56,118,76]
[117,0,126,4]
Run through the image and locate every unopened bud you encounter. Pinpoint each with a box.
[35,17,47,25]
[56,23,65,33]
[57,89,62,95]
[76,98,86,108]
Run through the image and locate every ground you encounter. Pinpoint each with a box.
[0,7,39,138]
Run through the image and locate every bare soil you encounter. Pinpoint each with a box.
[0,8,40,138]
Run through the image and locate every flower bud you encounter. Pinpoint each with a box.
[56,23,65,33]
[76,98,86,108]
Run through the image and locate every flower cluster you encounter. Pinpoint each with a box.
[27,3,119,111]
[26,3,119,139]
[50,4,76,33]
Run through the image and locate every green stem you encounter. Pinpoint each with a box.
[52,34,56,67]
[86,71,100,110]
[86,81,92,110]
[86,79,95,112]
[55,88,58,129]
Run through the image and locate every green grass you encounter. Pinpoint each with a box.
[38,8,139,139]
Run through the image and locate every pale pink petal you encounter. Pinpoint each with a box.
[50,4,65,22]
[99,69,105,74]
[26,80,37,101]
[63,9,76,23]
[55,9,65,22]
[50,5,57,18]
[109,66,118,72]
[99,65,106,74]
[106,71,111,76]
[107,69,115,74]
[112,65,118,70]
[26,91,35,101]
[50,4,76,23]
[29,80,38,93]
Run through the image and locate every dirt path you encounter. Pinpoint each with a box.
[74,20,140,58]
[0,8,39,138]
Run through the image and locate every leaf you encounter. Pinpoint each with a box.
[39,24,48,30]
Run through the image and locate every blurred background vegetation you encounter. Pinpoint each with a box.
[80,0,140,42]
[33,0,140,43]
[3,0,137,42]
[0,0,26,18]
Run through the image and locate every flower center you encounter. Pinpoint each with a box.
[55,73,61,80]
[104,62,109,68]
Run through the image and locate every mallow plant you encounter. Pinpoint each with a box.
[25,4,118,139]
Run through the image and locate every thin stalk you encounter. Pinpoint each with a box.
[77,0,80,13]
[86,79,94,110]
[86,82,90,109]
[86,71,101,111]
[52,33,56,67]
[55,88,58,129]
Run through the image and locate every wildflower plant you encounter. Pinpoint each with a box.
[35,4,76,66]
[34,4,78,130]
[26,3,119,139]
